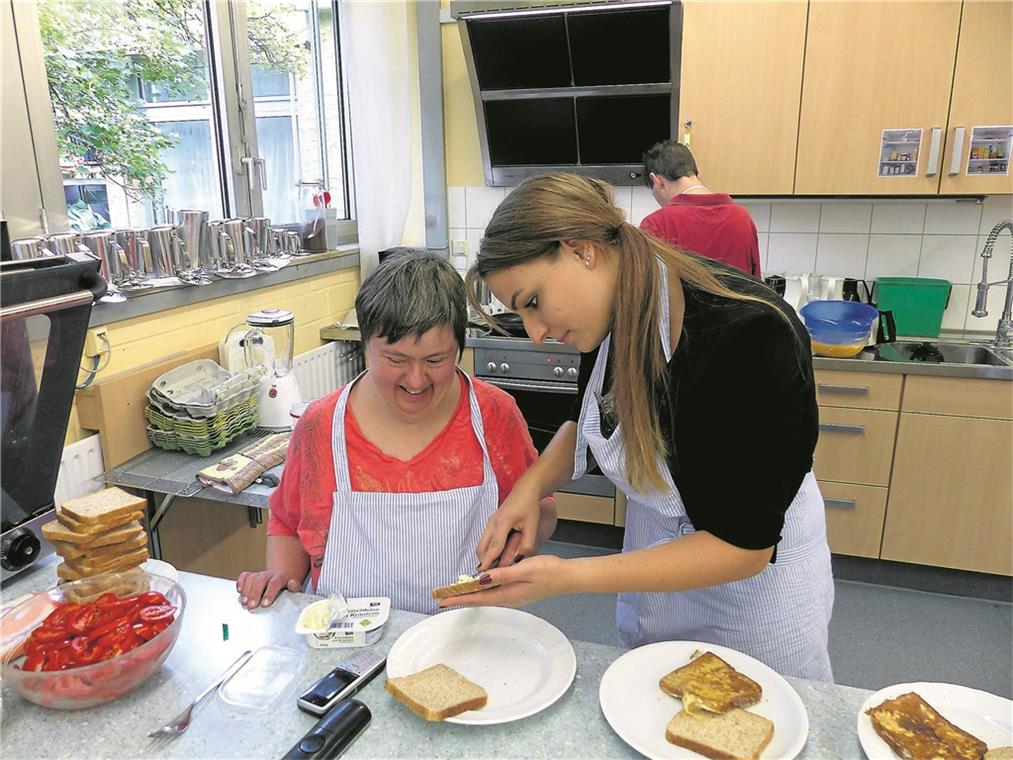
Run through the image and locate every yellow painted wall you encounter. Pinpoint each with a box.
[67,265,360,443]
[442,19,484,187]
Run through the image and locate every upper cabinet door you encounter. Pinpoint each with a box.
[678,0,807,195]
[938,0,1013,196]
[795,1,961,195]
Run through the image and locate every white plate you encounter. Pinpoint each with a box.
[857,682,1013,759]
[385,607,576,725]
[599,641,809,760]
[141,559,178,582]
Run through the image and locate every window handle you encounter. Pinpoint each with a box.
[241,156,268,192]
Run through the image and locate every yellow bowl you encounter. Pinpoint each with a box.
[811,340,865,358]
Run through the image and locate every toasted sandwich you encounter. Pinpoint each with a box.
[660,651,763,715]
[866,692,987,760]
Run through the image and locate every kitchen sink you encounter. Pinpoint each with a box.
[875,341,1012,367]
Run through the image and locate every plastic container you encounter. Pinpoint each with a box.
[874,277,951,337]
[295,596,390,648]
[1,572,185,709]
[799,300,878,359]
[218,645,302,712]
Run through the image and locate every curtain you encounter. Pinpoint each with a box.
[341,0,426,278]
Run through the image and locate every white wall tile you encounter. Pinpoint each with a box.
[866,235,921,280]
[917,235,978,283]
[465,186,506,229]
[940,284,971,332]
[767,233,818,275]
[871,203,927,234]
[923,200,983,235]
[769,202,820,233]
[815,234,869,277]
[631,186,657,226]
[447,186,466,229]
[818,203,872,233]
[466,228,483,266]
[611,184,633,225]
[757,233,769,269]
[739,202,771,232]
[978,195,1013,235]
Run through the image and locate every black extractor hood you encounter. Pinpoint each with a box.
[451,0,682,187]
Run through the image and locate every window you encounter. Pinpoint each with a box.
[34,0,354,236]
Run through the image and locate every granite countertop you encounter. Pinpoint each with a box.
[1,565,874,759]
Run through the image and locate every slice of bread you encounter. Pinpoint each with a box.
[61,568,146,604]
[431,575,500,600]
[385,663,487,721]
[666,708,774,760]
[42,518,144,547]
[51,529,149,561]
[986,748,1013,760]
[660,651,762,714]
[57,510,145,536]
[59,487,146,526]
[56,547,149,581]
[866,692,987,760]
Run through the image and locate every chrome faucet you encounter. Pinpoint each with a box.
[972,219,1013,347]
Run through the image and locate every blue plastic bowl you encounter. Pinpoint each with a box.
[800,300,878,345]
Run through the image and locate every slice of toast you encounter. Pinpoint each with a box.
[985,748,1013,760]
[59,487,146,526]
[385,663,487,721]
[42,518,144,547]
[57,510,145,536]
[866,692,987,760]
[666,708,774,760]
[660,651,762,715]
[51,529,149,561]
[56,546,149,581]
[431,574,500,600]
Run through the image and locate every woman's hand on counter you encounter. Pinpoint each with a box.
[439,554,574,610]
[236,570,301,609]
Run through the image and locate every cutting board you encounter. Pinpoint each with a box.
[76,344,219,468]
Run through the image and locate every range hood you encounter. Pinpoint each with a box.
[451,0,682,187]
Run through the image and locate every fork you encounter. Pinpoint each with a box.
[148,649,253,742]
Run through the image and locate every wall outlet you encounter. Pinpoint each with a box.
[83,327,110,357]
[451,239,467,255]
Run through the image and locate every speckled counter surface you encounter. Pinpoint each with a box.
[1,567,872,759]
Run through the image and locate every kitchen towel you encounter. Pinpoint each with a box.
[197,433,290,494]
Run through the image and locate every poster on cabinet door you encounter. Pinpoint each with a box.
[878,129,922,177]
[966,126,1011,176]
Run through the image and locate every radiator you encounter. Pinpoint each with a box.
[54,433,105,505]
[291,340,364,400]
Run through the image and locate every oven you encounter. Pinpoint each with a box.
[1,225,105,582]
[472,336,614,498]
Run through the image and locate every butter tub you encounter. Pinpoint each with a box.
[295,596,390,648]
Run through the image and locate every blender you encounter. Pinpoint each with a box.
[244,308,302,430]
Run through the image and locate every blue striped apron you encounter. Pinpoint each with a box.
[317,369,499,615]
[573,266,835,681]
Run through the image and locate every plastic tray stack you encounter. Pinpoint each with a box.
[144,360,264,457]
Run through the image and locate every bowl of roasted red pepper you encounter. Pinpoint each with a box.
[1,571,185,709]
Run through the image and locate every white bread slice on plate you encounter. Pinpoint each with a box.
[431,575,500,599]
[665,707,774,760]
[42,519,145,547]
[385,663,487,721]
[59,487,146,526]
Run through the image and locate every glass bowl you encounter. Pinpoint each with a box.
[1,571,186,710]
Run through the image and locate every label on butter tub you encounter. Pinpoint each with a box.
[295,596,390,648]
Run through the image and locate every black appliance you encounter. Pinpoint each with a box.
[453,0,683,187]
[1,222,106,582]
[473,335,612,498]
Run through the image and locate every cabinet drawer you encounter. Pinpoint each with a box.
[901,375,1012,419]
[818,480,887,559]
[814,370,903,410]
[554,492,615,525]
[813,407,897,486]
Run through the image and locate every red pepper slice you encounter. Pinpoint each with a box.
[29,624,70,644]
[138,605,175,623]
[22,652,46,672]
[137,591,169,606]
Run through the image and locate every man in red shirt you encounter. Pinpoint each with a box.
[640,140,761,277]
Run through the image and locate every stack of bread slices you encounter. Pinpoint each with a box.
[41,487,150,581]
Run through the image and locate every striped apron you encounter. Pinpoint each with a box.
[573,266,835,681]
[317,369,499,615]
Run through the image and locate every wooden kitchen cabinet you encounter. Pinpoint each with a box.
[554,492,615,526]
[881,377,1012,575]
[157,497,267,581]
[818,480,889,559]
[813,406,898,487]
[938,0,1013,195]
[678,0,807,195]
[795,1,962,195]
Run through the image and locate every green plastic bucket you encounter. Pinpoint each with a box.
[874,277,952,337]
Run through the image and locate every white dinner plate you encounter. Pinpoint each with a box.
[599,641,809,760]
[857,681,1013,759]
[385,607,576,725]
